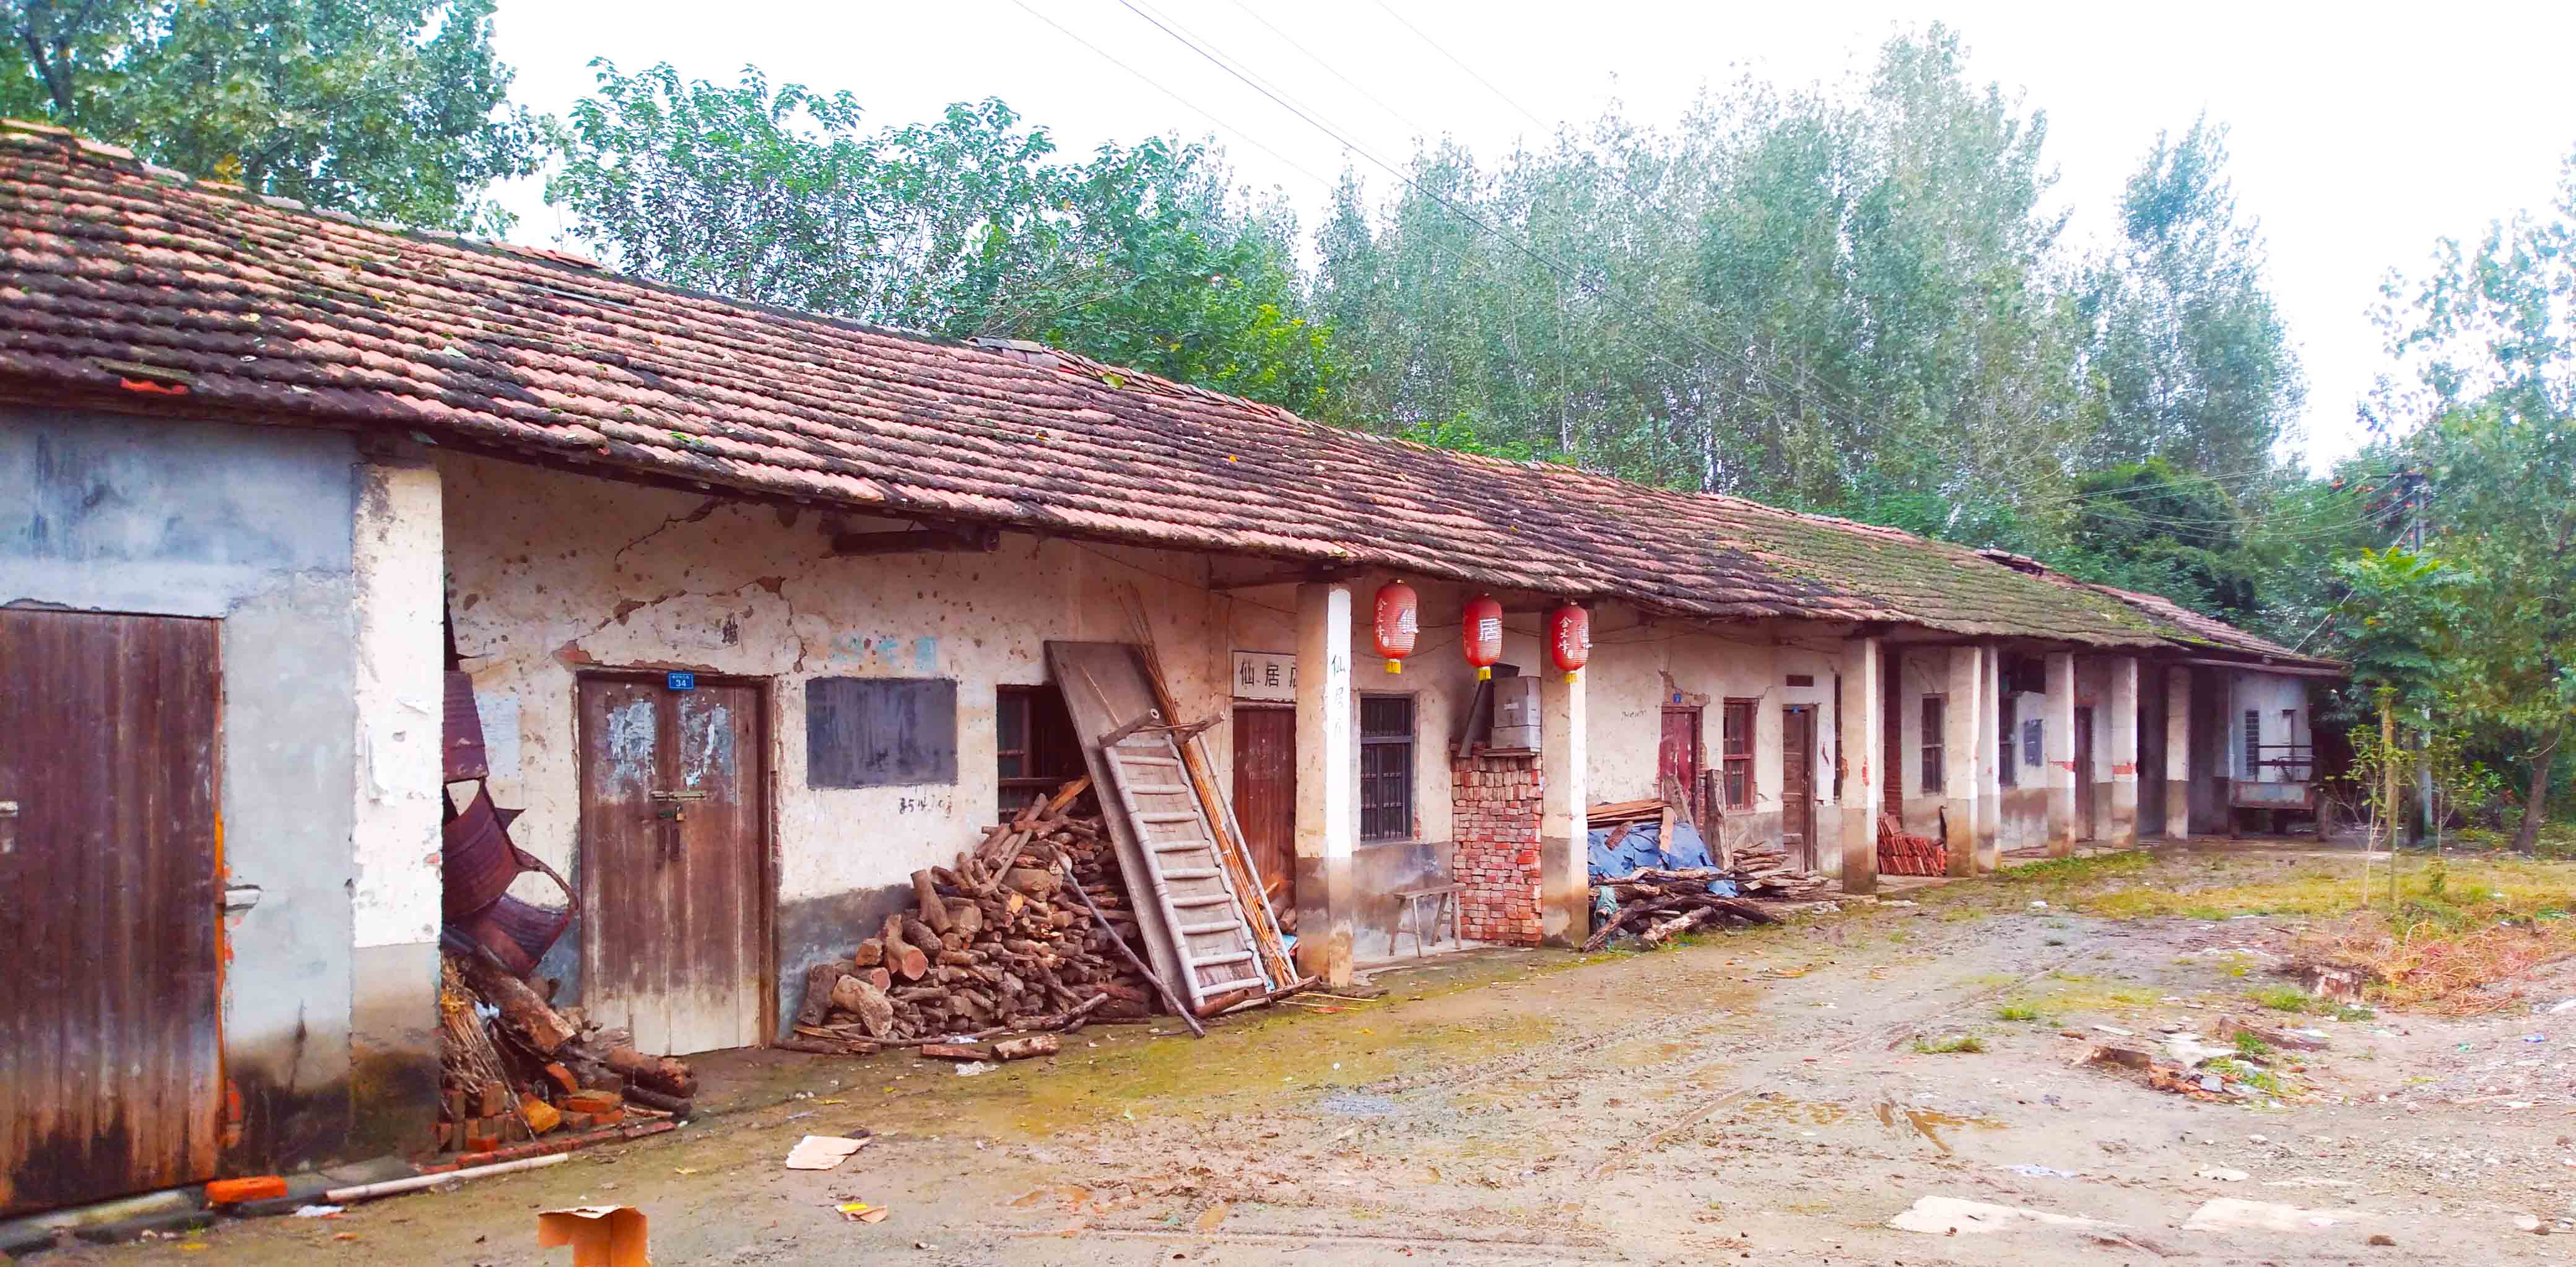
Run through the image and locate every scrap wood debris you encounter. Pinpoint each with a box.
[437,948,696,1158]
[1584,844,1835,954]
[783,777,1169,1051]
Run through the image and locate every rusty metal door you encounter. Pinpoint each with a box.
[1782,705,1817,870]
[0,610,221,1216]
[1230,707,1296,910]
[1658,707,1700,821]
[2073,706,2097,841]
[578,676,767,1056]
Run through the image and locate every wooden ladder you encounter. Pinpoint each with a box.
[1097,731,1269,1008]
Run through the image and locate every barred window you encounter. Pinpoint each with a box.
[1921,695,1947,794]
[1720,699,1756,810]
[1360,695,1415,842]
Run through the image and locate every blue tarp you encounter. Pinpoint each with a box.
[1586,819,1716,882]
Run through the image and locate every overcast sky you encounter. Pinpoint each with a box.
[488,1,2576,472]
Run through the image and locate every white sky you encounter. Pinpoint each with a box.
[488,1,2576,472]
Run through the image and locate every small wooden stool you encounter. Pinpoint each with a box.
[1391,882,1460,957]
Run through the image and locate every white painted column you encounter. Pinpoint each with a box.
[348,443,446,1154]
[1294,581,1356,984]
[1977,646,2003,870]
[1943,647,1982,876]
[2109,656,2141,845]
[1539,660,1589,947]
[2165,666,2192,839]
[1838,636,1882,894]
[2045,651,2077,857]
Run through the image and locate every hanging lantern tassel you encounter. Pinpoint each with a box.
[1373,580,1419,674]
[1462,594,1503,681]
[1548,601,1592,684]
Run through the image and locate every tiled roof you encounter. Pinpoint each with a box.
[0,131,2324,661]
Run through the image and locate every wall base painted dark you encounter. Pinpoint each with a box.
[774,884,910,1040]
[347,942,442,1159]
[1347,840,1449,962]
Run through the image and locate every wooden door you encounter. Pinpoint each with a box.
[578,676,767,1056]
[2073,706,2097,841]
[1658,707,1701,821]
[1782,705,1817,870]
[0,610,221,1215]
[1230,707,1296,909]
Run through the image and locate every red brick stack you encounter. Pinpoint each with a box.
[1876,814,1949,876]
[1452,752,1544,944]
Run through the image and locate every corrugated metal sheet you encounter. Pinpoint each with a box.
[0,609,221,1215]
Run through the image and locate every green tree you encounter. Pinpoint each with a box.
[544,63,1338,417]
[2055,459,2260,619]
[2372,146,2576,851]
[2079,117,2305,476]
[0,0,540,234]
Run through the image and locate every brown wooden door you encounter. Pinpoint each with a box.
[578,676,767,1056]
[1231,707,1296,910]
[1,610,222,1215]
[1658,708,1701,820]
[2073,705,2097,841]
[1782,705,1817,870]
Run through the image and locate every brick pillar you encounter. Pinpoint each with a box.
[1450,751,1544,945]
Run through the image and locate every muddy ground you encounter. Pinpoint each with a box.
[50,843,2576,1265]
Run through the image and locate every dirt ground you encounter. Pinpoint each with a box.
[46,843,2576,1265]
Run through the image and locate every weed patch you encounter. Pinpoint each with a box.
[1913,1034,1986,1055]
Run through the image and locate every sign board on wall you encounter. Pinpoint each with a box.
[1232,650,1297,702]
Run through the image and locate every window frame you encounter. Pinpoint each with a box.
[1719,698,1757,812]
[1920,694,1947,795]
[1358,692,1417,843]
[994,684,1083,811]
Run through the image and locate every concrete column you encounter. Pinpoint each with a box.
[1538,661,1589,947]
[2045,651,2077,856]
[1838,636,1882,894]
[1294,581,1357,985]
[1977,646,2003,869]
[2164,666,2191,839]
[2109,656,2141,845]
[1943,647,1982,876]
[347,445,446,1156]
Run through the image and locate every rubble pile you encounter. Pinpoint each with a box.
[437,950,694,1159]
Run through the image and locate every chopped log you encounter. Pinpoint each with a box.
[619,1084,691,1116]
[991,1034,1059,1061]
[881,913,928,981]
[795,960,852,1029]
[912,869,952,935]
[947,902,983,939]
[919,1043,986,1061]
[603,1047,697,1100]
[1003,867,1059,899]
[829,974,896,1038]
[455,948,575,1055]
[1068,875,1202,1037]
[1191,985,1262,1018]
[852,938,884,968]
[1642,907,1718,946]
[903,915,943,954]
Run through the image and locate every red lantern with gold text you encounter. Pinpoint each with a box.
[1461,594,1504,680]
[1372,580,1420,673]
[1547,602,1591,683]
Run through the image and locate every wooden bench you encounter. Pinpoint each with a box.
[1390,882,1461,957]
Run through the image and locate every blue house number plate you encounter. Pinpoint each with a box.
[665,671,697,691]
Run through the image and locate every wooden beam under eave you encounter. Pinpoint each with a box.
[830,525,1003,557]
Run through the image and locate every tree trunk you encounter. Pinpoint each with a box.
[2512,728,2561,854]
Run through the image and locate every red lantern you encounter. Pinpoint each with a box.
[1372,580,1419,673]
[1461,594,1504,680]
[1547,602,1591,682]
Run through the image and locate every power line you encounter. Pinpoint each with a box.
[1227,0,1435,141]
[1368,1,1547,132]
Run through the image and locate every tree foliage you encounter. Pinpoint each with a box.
[544,62,1339,418]
[0,0,540,234]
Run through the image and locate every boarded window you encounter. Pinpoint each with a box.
[996,685,1083,812]
[1920,695,1946,794]
[1997,695,2019,788]
[1720,699,1756,810]
[2022,717,2043,769]
[806,677,957,788]
[1359,694,1415,842]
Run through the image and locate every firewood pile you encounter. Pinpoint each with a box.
[437,948,695,1158]
[785,777,1170,1052]
[1583,845,1836,951]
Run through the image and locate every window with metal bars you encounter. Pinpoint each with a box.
[1921,695,1947,793]
[1359,694,1415,842]
[1720,699,1755,810]
[2243,710,2261,778]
